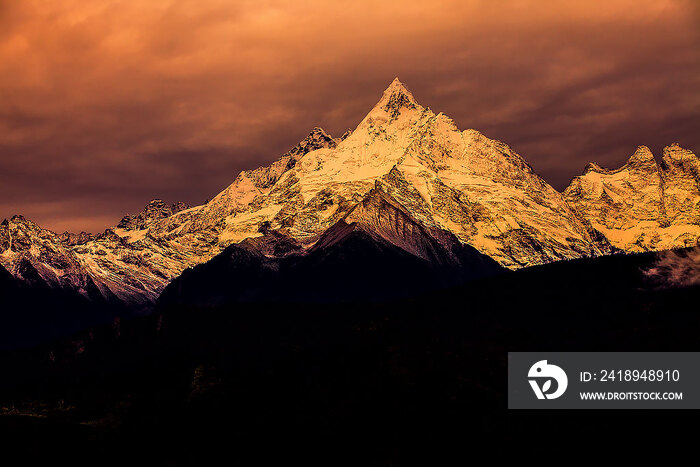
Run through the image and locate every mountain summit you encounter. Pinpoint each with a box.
[366,77,419,121]
[1,79,697,310]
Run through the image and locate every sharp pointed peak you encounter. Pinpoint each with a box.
[282,126,338,159]
[582,162,604,174]
[307,127,332,139]
[386,76,408,91]
[625,145,657,168]
[581,146,659,176]
[381,77,416,102]
[361,78,421,125]
[633,145,653,157]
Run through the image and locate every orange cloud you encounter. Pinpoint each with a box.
[0,0,698,232]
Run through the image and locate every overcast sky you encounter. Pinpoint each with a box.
[1,0,698,233]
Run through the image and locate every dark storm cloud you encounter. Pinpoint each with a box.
[0,0,698,232]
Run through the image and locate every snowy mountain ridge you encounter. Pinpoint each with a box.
[1,78,697,309]
[564,144,700,252]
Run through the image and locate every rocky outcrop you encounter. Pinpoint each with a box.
[564,144,700,251]
[58,231,95,246]
[660,144,700,227]
[117,199,188,231]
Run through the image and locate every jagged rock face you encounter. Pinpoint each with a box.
[154,126,343,237]
[158,188,504,307]
[70,222,219,308]
[59,127,347,306]
[58,231,95,246]
[0,216,98,294]
[1,203,200,309]
[564,144,700,252]
[660,144,700,227]
[319,187,463,267]
[117,199,188,231]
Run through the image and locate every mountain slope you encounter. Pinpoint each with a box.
[190,78,611,267]
[157,188,504,307]
[0,257,119,350]
[4,78,694,313]
[0,216,103,299]
[65,127,347,306]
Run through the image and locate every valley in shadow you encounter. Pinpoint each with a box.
[0,248,698,462]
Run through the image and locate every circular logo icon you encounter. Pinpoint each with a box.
[528,360,568,400]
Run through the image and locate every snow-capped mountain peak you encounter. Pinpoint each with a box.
[4,79,696,310]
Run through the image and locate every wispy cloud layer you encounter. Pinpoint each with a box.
[645,247,700,288]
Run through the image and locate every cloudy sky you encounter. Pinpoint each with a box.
[1,0,698,233]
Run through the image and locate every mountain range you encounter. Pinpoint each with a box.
[1,78,698,316]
